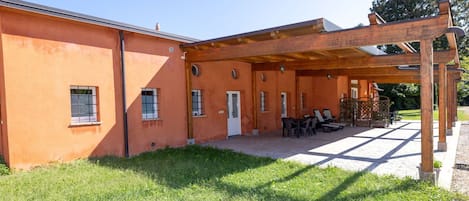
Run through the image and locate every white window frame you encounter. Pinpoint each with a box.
[260,91,266,112]
[141,88,158,120]
[192,89,203,116]
[70,86,98,124]
[351,87,358,99]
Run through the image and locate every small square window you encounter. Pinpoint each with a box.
[142,88,159,120]
[192,89,204,116]
[70,86,98,123]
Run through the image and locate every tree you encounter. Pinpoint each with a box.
[370,0,469,108]
[370,0,469,56]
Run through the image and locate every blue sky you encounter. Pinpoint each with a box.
[24,0,374,40]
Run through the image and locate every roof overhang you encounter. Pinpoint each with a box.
[181,0,463,83]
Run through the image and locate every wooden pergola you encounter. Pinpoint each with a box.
[181,0,463,181]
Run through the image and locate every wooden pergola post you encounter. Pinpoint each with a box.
[419,39,435,181]
[252,70,259,135]
[438,63,447,151]
[452,77,458,126]
[447,74,454,135]
[185,61,195,144]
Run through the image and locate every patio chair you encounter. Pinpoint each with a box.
[299,117,315,136]
[313,109,345,132]
[281,117,299,137]
[322,108,336,122]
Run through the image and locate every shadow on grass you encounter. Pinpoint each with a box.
[89,145,462,201]
[90,145,311,200]
[90,146,274,189]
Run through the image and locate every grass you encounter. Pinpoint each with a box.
[0,146,466,201]
[399,107,469,121]
[0,156,9,176]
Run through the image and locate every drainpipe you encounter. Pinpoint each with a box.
[119,30,130,158]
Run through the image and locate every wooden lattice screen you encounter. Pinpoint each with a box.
[340,96,390,128]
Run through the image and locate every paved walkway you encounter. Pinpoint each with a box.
[205,120,461,189]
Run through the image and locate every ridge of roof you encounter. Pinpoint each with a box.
[0,0,199,43]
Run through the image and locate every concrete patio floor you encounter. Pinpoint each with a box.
[204,120,461,189]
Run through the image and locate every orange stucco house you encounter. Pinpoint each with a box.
[0,0,461,173]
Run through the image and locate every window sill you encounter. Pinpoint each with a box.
[69,121,102,127]
[193,115,207,118]
[143,118,161,121]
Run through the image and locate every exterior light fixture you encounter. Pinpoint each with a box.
[231,68,239,79]
[327,74,332,79]
[260,73,266,82]
[280,64,285,73]
[191,64,200,76]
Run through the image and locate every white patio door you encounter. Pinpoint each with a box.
[226,91,241,136]
[281,92,287,118]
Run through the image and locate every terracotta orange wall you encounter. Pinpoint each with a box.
[298,76,314,117]
[191,61,253,143]
[0,8,188,169]
[124,33,187,155]
[337,76,349,100]
[255,70,296,133]
[359,80,369,98]
[310,76,349,117]
[0,8,126,169]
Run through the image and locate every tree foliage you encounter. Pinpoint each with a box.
[370,0,468,56]
[370,0,469,107]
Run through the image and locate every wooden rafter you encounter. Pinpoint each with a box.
[183,15,449,62]
[368,12,417,54]
[251,50,455,71]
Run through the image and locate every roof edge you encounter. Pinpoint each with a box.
[182,18,326,48]
[0,0,199,43]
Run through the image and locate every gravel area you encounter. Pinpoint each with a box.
[451,107,469,195]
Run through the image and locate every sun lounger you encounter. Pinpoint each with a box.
[313,109,345,132]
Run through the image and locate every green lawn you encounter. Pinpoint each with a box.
[399,107,469,121]
[0,146,466,201]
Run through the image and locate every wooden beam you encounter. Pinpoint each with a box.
[438,63,447,151]
[419,39,434,180]
[368,12,417,53]
[184,15,449,62]
[251,51,455,71]
[349,76,420,83]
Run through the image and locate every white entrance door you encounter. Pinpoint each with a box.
[226,91,241,136]
[281,92,287,118]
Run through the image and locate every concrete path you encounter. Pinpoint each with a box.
[205,120,460,189]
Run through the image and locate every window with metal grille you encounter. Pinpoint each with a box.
[192,89,204,116]
[260,91,268,112]
[141,88,159,120]
[70,86,98,123]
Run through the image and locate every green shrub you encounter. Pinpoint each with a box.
[0,156,10,176]
[434,160,443,169]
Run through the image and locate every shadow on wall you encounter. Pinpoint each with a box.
[92,32,188,157]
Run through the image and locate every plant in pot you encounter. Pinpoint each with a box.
[434,160,443,184]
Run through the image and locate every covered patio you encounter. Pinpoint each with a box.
[205,120,462,188]
[182,0,464,182]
